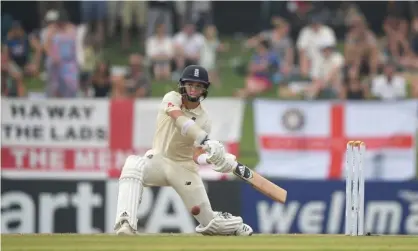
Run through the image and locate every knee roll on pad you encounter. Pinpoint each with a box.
[195,212,243,236]
[120,155,146,181]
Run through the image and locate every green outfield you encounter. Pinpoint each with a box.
[2,234,418,251]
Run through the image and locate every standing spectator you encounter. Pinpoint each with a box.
[371,62,407,100]
[344,16,380,78]
[1,45,24,97]
[44,11,79,98]
[121,1,147,50]
[235,40,279,98]
[340,67,369,100]
[80,1,107,47]
[146,23,173,80]
[173,23,205,74]
[89,60,112,98]
[113,54,151,98]
[296,15,337,78]
[200,25,228,88]
[305,42,345,99]
[5,21,42,76]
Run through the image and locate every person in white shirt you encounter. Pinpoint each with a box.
[296,15,337,78]
[305,41,345,99]
[173,23,205,72]
[371,62,407,100]
[146,23,173,80]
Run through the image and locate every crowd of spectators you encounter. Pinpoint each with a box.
[237,1,418,101]
[1,1,418,102]
[2,1,220,99]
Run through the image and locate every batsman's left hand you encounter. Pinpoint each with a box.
[204,140,226,164]
[212,153,237,173]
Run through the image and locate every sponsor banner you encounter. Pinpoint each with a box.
[242,180,418,235]
[1,178,239,233]
[1,98,244,180]
[253,100,417,180]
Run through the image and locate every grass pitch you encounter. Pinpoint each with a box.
[2,234,418,251]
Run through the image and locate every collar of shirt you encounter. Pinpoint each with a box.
[181,103,203,115]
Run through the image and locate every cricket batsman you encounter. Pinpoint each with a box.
[114,65,253,236]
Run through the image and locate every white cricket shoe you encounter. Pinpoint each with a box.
[234,223,253,236]
[116,221,135,235]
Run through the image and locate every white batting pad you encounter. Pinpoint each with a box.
[115,155,145,231]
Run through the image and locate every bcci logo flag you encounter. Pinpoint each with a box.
[253,100,417,180]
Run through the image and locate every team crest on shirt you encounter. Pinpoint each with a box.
[281,108,305,131]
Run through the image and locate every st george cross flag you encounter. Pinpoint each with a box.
[254,100,417,180]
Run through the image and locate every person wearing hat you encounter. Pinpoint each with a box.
[296,14,337,79]
[305,40,345,99]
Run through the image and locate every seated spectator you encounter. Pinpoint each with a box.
[305,42,345,99]
[399,16,418,71]
[371,62,407,100]
[1,45,25,97]
[383,12,409,62]
[200,24,228,88]
[340,67,369,100]
[89,60,112,98]
[5,21,41,76]
[344,16,380,78]
[235,40,278,98]
[173,22,205,74]
[296,15,337,78]
[113,54,151,98]
[246,17,294,82]
[146,23,173,80]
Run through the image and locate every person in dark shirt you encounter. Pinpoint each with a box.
[90,60,112,98]
[340,67,369,100]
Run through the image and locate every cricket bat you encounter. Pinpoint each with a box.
[232,162,287,204]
